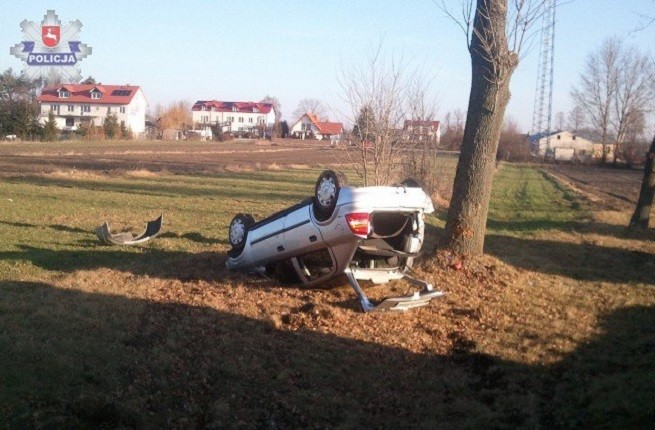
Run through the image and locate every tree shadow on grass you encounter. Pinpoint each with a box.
[0,246,228,282]
[542,304,655,428]
[486,218,586,233]
[485,234,655,285]
[486,218,655,242]
[0,220,38,228]
[48,224,90,234]
[1,280,653,428]
[159,231,225,245]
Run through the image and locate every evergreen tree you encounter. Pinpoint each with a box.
[352,105,375,141]
[280,120,289,138]
[43,110,59,141]
[104,114,119,139]
[119,121,131,139]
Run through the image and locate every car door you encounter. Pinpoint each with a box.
[282,205,338,286]
[281,204,323,257]
[248,216,286,266]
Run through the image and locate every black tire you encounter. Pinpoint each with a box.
[314,170,346,221]
[228,213,255,250]
[400,178,422,188]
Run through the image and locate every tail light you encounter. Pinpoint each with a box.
[345,212,370,238]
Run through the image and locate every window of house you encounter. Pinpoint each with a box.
[59,90,70,98]
[91,91,101,99]
[253,108,259,113]
[238,117,244,123]
[573,136,577,140]
[107,107,112,114]
[228,116,234,122]
[67,105,74,112]
[232,106,238,112]
[65,117,74,127]
[557,135,561,139]
[119,106,126,114]
[82,105,91,112]
[248,117,253,123]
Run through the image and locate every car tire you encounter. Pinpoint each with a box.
[229,213,255,251]
[314,170,346,221]
[400,178,422,188]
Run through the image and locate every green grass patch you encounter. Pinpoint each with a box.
[487,165,591,234]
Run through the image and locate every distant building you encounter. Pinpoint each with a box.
[191,100,276,135]
[530,130,614,162]
[290,113,343,141]
[402,120,441,145]
[37,84,147,137]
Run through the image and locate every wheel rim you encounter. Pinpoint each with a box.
[230,219,246,245]
[317,177,337,207]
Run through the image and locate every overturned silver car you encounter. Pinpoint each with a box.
[226,170,443,312]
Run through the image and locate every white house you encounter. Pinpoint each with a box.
[37,84,148,137]
[191,100,276,134]
[403,120,441,144]
[531,130,614,162]
[290,113,343,141]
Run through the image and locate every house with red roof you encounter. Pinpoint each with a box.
[290,113,343,141]
[37,84,148,137]
[191,100,276,135]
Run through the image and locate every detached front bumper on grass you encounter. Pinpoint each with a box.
[95,214,163,246]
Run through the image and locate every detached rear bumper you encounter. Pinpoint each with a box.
[344,268,444,312]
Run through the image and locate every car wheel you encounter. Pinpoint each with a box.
[314,170,346,221]
[229,213,255,250]
[400,178,422,188]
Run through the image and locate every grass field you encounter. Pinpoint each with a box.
[1,149,654,428]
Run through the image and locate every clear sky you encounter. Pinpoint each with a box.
[1,1,653,131]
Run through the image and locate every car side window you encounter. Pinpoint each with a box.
[293,248,335,283]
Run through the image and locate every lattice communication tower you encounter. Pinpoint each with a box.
[531,0,557,152]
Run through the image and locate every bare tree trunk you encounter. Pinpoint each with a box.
[442,0,518,255]
[629,135,655,229]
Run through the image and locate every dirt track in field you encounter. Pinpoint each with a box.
[0,139,342,175]
[547,164,644,211]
